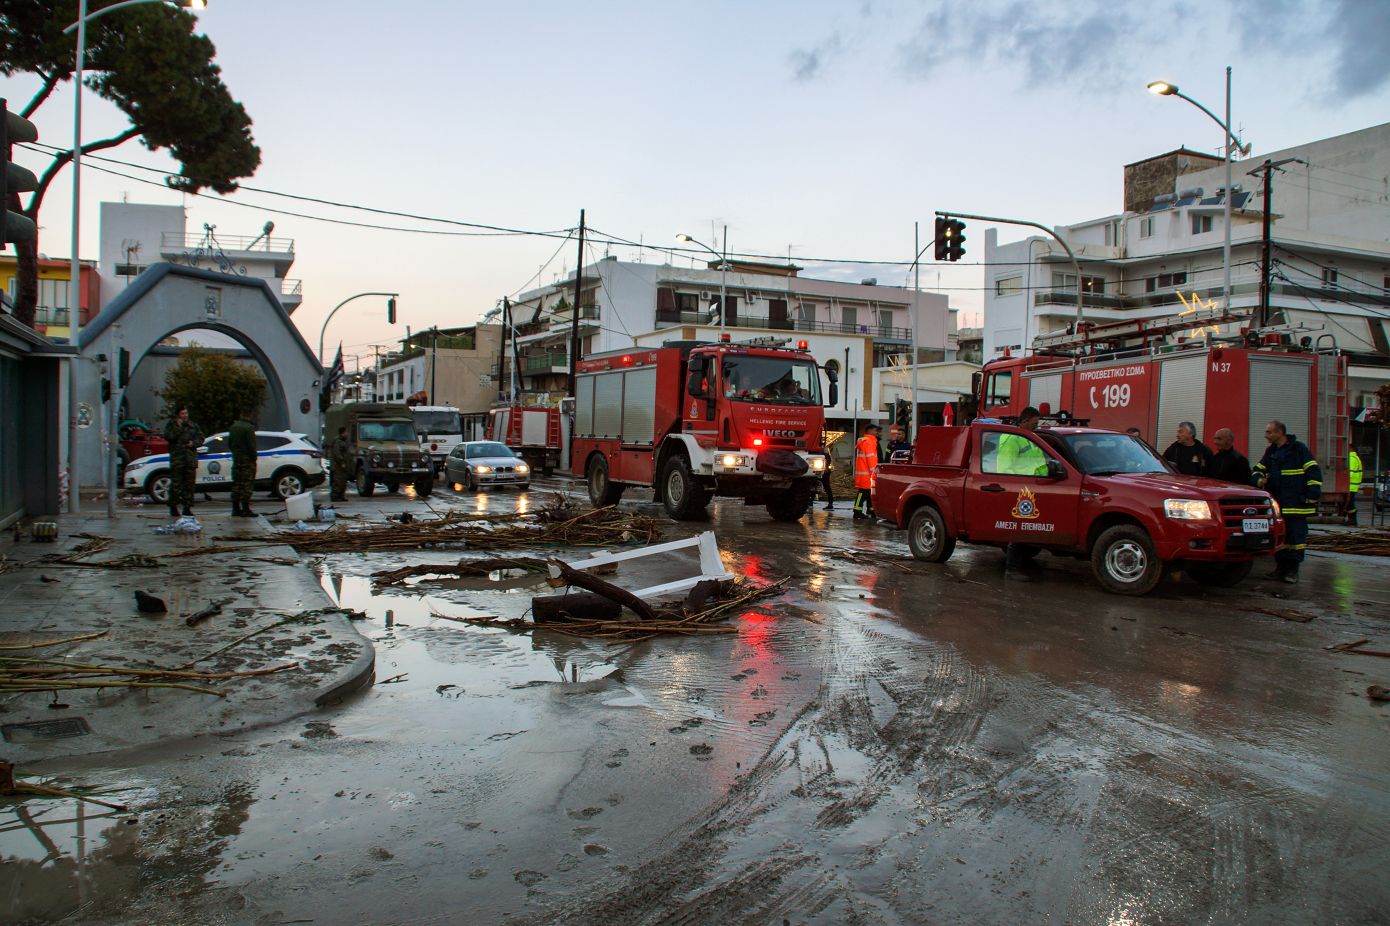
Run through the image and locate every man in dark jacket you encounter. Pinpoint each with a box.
[330,426,351,502]
[1252,419,1321,583]
[1207,428,1251,484]
[164,407,202,517]
[1162,421,1212,476]
[229,410,258,518]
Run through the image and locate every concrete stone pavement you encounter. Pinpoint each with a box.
[0,503,374,766]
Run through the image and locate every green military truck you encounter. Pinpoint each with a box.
[324,402,435,497]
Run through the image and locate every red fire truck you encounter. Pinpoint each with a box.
[975,308,1351,506]
[487,402,564,475]
[571,337,836,521]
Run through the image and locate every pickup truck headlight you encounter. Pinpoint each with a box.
[472,464,492,474]
[809,456,827,472]
[719,454,747,469]
[371,453,382,463]
[1270,498,1281,517]
[1164,498,1212,520]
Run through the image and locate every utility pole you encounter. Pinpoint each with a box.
[568,208,586,398]
[1251,157,1301,329]
[496,298,509,401]
[430,326,438,404]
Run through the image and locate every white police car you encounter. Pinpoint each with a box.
[124,430,326,503]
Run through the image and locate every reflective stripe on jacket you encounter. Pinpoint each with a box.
[1252,434,1322,516]
[854,435,879,489]
[1349,450,1363,493]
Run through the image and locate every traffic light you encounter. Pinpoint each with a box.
[933,216,949,262]
[118,348,131,388]
[946,218,967,262]
[387,296,397,324]
[895,399,910,427]
[1,99,39,249]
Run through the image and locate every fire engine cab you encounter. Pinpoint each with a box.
[571,337,837,522]
[976,307,1351,507]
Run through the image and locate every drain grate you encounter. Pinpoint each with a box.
[1,717,92,743]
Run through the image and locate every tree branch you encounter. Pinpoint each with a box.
[21,72,62,119]
[23,127,142,217]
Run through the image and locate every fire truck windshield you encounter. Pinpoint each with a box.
[721,357,821,405]
[412,410,462,435]
[1060,433,1168,476]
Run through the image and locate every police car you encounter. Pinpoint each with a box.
[124,430,326,504]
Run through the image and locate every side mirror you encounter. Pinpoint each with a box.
[688,354,708,373]
[971,371,983,397]
[686,372,706,398]
[1046,458,1067,480]
[825,382,839,407]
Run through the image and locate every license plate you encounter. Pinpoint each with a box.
[1242,518,1270,533]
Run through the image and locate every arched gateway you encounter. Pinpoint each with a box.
[75,263,323,486]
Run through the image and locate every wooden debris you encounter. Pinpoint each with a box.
[1307,530,1390,557]
[532,591,622,624]
[1368,685,1390,702]
[0,630,108,651]
[1,760,128,812]
[371,556,549,587]
[1325,639,1390,659]
[1243,605,1319,623]
[185,598,233,627]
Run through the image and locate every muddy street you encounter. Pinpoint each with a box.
[4,481,1389,925]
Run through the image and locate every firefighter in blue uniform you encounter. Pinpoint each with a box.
[1252,419,1321,584]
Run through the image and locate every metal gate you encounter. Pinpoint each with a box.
[1156,353,1208,446]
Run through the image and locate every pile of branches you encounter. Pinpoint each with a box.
[1308,529,1390,557]
[370,556,549,587]
[455,559,790,641]
[277,500,662,554]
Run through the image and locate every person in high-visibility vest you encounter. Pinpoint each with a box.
[853,423,882,521]
[1345,447,1364,526]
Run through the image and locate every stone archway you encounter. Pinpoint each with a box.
[76,263,322,486]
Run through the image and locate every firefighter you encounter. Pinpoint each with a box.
[1345,446,1364,526]
[1163,421,1213,476]
[164,406,202,518]
[886,426,912,462]
[330,426,351,502]
[1208,428,1251,485]
[1002,407,1045,580]
[853,423,881,521]
[1253,419,1321,583]
[229,408,258,518]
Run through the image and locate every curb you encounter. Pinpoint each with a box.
[315,641,377,706]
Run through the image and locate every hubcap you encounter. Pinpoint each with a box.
[914,517,938,552]
[279,476,302,497]
[152,477,170,502]
[667,469,684,504]
[1105,541,1148,582]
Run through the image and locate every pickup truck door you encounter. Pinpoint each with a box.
[966,428,1081,546]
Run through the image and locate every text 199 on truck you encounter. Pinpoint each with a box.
[571,337,838,522]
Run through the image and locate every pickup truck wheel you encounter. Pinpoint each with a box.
[385,480,400,494]
[355,467,376,498]
[766,484,813,522]
[1092,525,1162,595]
[660,456,709,521]
[907,506,955,562]
[1186,561,1253,588]
[587,456,624,507]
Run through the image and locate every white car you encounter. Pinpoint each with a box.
[124,430,326,503]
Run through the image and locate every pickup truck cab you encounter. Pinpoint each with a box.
[874,423,1284,595]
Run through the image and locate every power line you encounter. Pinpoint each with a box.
[1272,245,1390,295]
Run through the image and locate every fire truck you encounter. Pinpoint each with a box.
[571,337,837,521]
[976,307,1351,507]
[487,401,565,475]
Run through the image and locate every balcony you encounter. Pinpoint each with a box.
[522,351,568,373]
[654,310,910,341]
[160,231,295,277]
[280,278,302,312]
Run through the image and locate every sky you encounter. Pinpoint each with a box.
[7,0,1389,367]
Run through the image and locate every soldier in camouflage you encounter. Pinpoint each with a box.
[229,409,258,517]
[164,407,202,517]
[330,426,351,501]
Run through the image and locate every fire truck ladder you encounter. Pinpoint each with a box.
[1317,351,1349,497]
[1030,306,1252,354]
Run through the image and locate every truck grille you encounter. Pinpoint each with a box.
[1218,495,1276,529]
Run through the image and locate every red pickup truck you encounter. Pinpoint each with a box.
[874,422,1284,595]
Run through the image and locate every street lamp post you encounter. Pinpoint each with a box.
[62,0,207,514]
[1147,70,1247,315]
[318,292,401,367]
[676,229,729,337]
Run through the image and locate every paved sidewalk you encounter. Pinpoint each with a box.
[0,502,374,766]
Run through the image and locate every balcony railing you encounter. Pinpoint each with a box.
[654,310,910,341]
[282,278,303,296]
[161,232,295,253]
[522,351,568,371]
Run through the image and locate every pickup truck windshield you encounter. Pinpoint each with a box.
[721,357,822,404]
[413,411,461,435]
[359,421,417,442]
[1061,433,1169,475]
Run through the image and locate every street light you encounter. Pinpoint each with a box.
[318,292,401,367]
[676,229,729,336]
[1147,70,1248,317]
[62,0,208,514]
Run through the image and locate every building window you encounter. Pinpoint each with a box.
[1147,271,1189,292]
[797,302,816,325]
[1104,220,1121,247]
[841,306,857,331]
[677,292,699,314]
[1191,214,1213,235]
[1322,267,1338,288]
[1053,271,1077,292]
[1139,217,1155,239]
[37,278,70,311]
[995,276,1023,297]
[1082,275,1105,294]
[878,309,893,332]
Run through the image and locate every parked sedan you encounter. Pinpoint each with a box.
[124,431,326,503]
[445,441,530,491]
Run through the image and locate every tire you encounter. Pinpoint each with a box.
[1091,525,1163,596]
[468,474,482,492]
[147,471,173,504]
[587,456,624,507]
[907,505,956,562]
[660,455,709,521]
[385,480,400,494]
[1186,561,1253,588]
[766,484,813,522]
[414,477,433,497]
[356,467,376,498]
[272,467,306,501]
[518,482,530,491]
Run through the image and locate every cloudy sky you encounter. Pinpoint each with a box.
[10,0,1389,364]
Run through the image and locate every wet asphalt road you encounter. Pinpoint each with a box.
[4,478,1389,925]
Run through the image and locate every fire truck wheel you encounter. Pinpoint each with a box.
[660,455,709,521]
[907,505,955,562]
[587,456,624,507]
[1185,560,1252,588]
[766,485,813,522]
[1092,525,1162,595]
[355,467,376,498]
